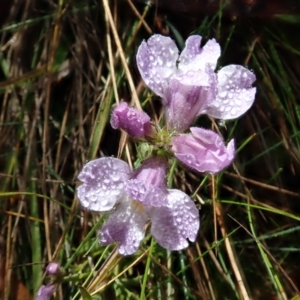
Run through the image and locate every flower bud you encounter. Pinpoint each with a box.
[45,262,61,276]
[35,284,56,300]
[110,102,153,138]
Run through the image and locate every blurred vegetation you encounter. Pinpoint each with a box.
[0,0,300,299]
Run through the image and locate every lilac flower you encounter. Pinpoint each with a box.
[111,102,153,138]
[135,34,256,173]
[35,284,56,300]
[136,34,256,132]
[76,156,199,255]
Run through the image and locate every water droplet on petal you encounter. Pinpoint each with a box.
[219,91,227,98]
[111,173,120,181]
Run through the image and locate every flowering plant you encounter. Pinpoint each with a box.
[76,34,256,255]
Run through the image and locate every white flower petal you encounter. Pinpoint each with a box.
[136,34,179,97]
[99,199,148,255]
[77,157,131,211]
[180,37,220,73]
[149,190,199,250]
[204,65,256,119]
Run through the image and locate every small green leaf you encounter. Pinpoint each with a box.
[78,286,92,300]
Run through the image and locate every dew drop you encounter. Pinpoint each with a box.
[166,61,172,67]
[233,99,240,106]
[219,91,227,98]
[111,173,120,181]
[157,57,163,65]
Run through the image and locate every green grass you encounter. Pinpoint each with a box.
[0,0,300,299]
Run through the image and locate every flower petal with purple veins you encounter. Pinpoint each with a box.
[110,102,152,138]
[132,156,168,190]
[149,189,199,250]
[126,179,167,207]
[164,68,217,131]
[77,157,131,211]
[99,199,148,255]
[180,36,220,73]
[136,34,179,98]
[203,64,256,119]
[170,127,235,173]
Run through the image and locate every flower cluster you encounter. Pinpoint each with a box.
[76,34,256,255]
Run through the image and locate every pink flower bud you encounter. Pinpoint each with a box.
[110,102,152,138]
[45,262,61,276]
